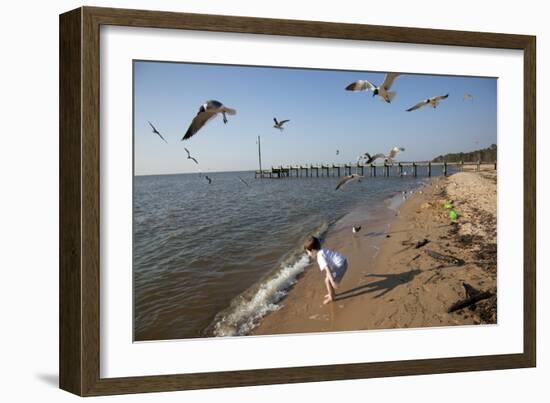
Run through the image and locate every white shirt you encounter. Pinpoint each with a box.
[316,248,347,274]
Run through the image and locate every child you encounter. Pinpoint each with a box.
[304,236,348,305]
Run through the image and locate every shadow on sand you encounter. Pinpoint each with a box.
[335,268,422,301]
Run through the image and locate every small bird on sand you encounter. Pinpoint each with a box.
[205,175,212,184]
[335,174,363,190]
[406,94,449,112]
[386,147,405,163]
[182,100,236,141]
[148,121,168,143]
[273,118,290,131]
[345,73,401,103]
[352,225,362,234]
[184,147,198,164]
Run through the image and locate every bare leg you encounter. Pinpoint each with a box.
[323,276,335,304]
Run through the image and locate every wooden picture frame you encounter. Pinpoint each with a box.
[59,6,536,396]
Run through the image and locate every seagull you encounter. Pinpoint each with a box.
[273,118,290,131]
[148,121,168,143]
[345,73,401,103]
[352,225,362,234]
[335,174,363,191]
[361,152,386,164]
[406,94,449,112]
[238,176,250,187]
[182,100,237,141]
[386,147,405,163]
[336,150,340,156]
[184,147,198,164]
[463,93,474,101]
[205,175,212,184]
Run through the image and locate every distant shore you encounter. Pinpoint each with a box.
[253,170,497,335]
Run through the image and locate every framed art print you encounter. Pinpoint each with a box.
[59,6,536,396]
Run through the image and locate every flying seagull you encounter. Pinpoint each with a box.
[273,118,290,131]
[406,94,449,112]
[148,121,168,143]
[182,100,237,141]
[361,152,386,164]
[335,174,364,191]
[336,150,340,156]
[386,147,405,163]
[184,147,199,164]
[345,72,401,103]
[205,175,212,185]
[463,93,474,101]
[238,176,250,187]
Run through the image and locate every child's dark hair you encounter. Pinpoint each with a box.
[304,235,321,251]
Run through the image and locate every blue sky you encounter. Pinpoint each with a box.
[134,61,496,176]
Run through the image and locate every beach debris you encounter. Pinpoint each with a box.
[443,202,454,209]
[385,147,405,164]
[425,249,465,266]
[182,100,237,140]
[184,147,199,164]
[345,72,401,103]
[448,282,493,313]
[448,210,458,221]
[273,117,290,131]
[335,174,363,190]
[205,175,212,184]
[148,121,168,143]
[352,225,361,234]
[415,239,430,249]
[406,94,449,112]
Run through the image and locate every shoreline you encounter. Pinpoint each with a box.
[252,171,497,336]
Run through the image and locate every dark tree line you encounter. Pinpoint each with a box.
[432,144,497,163]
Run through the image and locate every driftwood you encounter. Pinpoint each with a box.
[401,238,430,249]
[448,282,493,313]
[425,249,465,266]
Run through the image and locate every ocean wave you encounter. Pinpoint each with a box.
[206,253,311,337]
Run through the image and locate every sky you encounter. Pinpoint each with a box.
[134,61,497,176]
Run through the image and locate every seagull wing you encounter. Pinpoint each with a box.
[156,132,168,143]
[345,80,375,92]
[335,176,352,190]
[182,110,218,140]
[367,153,385,164]
[279,119,290,125]
[433,94,449,102]
[273,117,279,125]
[190,157,199,164]
[238,177,250,187]
[148,121,157,132]
[184,147,191,158]
[406,99,429,112]
[381,73,400,91]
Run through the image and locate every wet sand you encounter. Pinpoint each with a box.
[253,170,497,335]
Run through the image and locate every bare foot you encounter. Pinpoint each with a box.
[323,295,333,305]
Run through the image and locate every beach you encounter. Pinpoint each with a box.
[253,169,497,335]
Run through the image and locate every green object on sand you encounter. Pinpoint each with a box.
[448,210,458,220]
[444,202,454,209]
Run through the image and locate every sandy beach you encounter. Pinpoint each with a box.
[253,170,497,335]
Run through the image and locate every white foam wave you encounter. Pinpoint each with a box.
[210,253,310,337]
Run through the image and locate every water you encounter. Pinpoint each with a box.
[134,166,453,341]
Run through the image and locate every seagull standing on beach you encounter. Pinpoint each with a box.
[345,73,401,103]
[148,121,168,143]
[406,94,449,112]
[335,174,364,191]
[273,118,290,131]
[182,100,237,141]
[385,147,405,163]
[184,147,199,164]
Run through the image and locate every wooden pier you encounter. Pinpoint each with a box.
[254,161,497,179]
